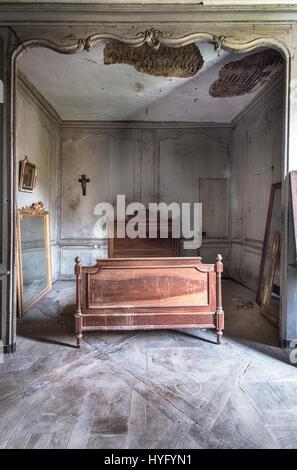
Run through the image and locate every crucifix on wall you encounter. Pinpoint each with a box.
[79,174,90,196]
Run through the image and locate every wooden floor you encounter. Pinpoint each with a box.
[1,279,297,449]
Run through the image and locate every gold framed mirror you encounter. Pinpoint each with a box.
[17,201,52,316]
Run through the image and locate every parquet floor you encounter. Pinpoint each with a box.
[1,280,296,449]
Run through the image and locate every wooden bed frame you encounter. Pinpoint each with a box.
[108,215,180,258]
[74,255,224,347]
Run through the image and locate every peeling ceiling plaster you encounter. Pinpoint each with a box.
[18,42,278,122]
[209,49,284,98]
[103,43,204,78]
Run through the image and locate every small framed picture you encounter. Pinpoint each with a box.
[19,156,37,192]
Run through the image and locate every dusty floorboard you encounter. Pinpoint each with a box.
[1,280,296,449]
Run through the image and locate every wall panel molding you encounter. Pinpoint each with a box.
[16,71,62,283]
[230,72,284,291]
[58,124,231,276]
[62,121,233,129]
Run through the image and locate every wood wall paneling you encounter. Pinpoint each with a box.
[60,126,230,276]
[230,80,283,290]
[199,178,228,240]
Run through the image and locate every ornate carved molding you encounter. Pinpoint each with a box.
[19,201,49,217]
[14,30,291,64]
[18,38,86,57]
[86,29,170,51]
[84,30,220,52]
[17,30,231,58]
[141,29,168,51]
[213,35,226,54]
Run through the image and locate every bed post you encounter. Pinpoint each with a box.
[75,257,83,348]
[216,254,224,344]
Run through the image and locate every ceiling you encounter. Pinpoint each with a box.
[18,42,277,123]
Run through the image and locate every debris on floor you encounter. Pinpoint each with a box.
[236,300,254,310]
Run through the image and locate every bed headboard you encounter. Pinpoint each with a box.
[108,213,180,258]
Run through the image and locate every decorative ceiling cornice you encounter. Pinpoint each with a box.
[85,29,168,52]
[15,30,290,62]
[16,30,226,57]
[84,30,219,52]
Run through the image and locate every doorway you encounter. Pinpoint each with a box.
[13,37,286,349]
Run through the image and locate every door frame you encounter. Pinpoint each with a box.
[5,28,292,350]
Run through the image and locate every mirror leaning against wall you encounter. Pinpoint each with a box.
[17,201,52,316]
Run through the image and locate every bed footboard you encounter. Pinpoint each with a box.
[74,255,224,347]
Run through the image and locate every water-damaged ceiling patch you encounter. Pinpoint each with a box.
[104,42,204,78]
[209,49,284,98]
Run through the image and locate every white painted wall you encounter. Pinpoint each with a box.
[15,69,284,289]
[230,77,284,290]
[16,78,61,281]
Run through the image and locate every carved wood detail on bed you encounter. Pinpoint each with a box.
[74,255,224,347]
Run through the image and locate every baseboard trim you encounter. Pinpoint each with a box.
[228,277,257,294]
[3,342,16,354]
[282,339,297,349]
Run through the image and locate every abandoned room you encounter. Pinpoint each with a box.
[1,1,297,451]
